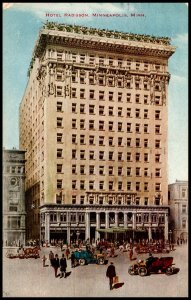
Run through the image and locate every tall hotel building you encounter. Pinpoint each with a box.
[19,22,175,243]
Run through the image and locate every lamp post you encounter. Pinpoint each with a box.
[76,222,80,244]
[169,230,172,245]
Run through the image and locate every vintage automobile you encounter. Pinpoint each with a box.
[73,250,106,266]
[128,256,176,276]
[6,247,40,259]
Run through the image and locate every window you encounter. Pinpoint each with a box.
[135,83,140,90]
[108,77,114,87]
[99,106,104,115]
[89,135,95,145]
[136,62,140,70]
[89,55,95,65]
[57,102,62,112]
[118,152,123,161]
[89,105,95,114]
[80,197,85,205]
[99,121,104,131]
[80,119,85,129]
[136,153,140,162]
[136,198,140,205]
[80,181,85,190]
[109,121,113,131]
[80,165,85,175]
[99,151,104,160]
[89,120,95,130]
[144,182,149,191]
[136,123,140,133]
[127,182,131,191]
[80,54,85,63]
[127,108,131,117]
[135,109,140,118]
[72,165,76,174]
[80,73,85,84]
[72,103,77,113]
[57,118,63,127]
[144,95,148,104]
[109,166,113,175]
[72,134,76,144]
[136,182,140,191]
[109,106,114,116]
[155,96,161,105]
[118,122,122,132]
[127,167,131,176]
[144,139,148,148]
[155,154,160,163]
[118,167,122,176]
[109,137,113,146]
[182,205,187,213]
[155,168,161,177]
[127,138,131,147]
[80,89,85,99]
[57,51,63,60]
[99,181,104,190]
[89,151,94,160]
[136,167,141,176]
[89,74,95,85]
[144,153,149,162]
[118,92,122,102]
[118,137,123,146]
[99,136,104,146]
[89,181,94,190]
[136,138,140,147]
[144,198,148,206]
[127,60,131,69]
[109,151,113,160]
[144,109,148,119]
[72,53,77,62]
[72,88,76,98]
[57,149,62,158]
[57,180,62,189]
[57,164,62,173]
[72,119,76,129]
[182,188,187,198]
[127,123,131,132]
[80,135,85,144]
[127,93,131,102]
[118,107,122,116]
[90,90,95,99]
[155,140,161,148]
[72,196,76,204]
[118,59,123,67]
[144,83,148,90]
[99,91,104,101]
[99,56,105,65]
[117,77,123,87]
[118,181,123,190]
[56,86,62,96]
[155,183,161,192]
[144,168,149,177]
[109,92,114,101]
[155,110,161,120]
[109,181,113,190]
[182,219,186,229]
[144,124,148,133]
[72,180,76,190]
[99,75,105,85]
[127,152,131,161]
[72,149,76,159]
[99,166,104,175]
[57,133,63,143]
[80,150,85,160]
[109,57,113,66]
[155,125,161,134]
[72,71,77,82]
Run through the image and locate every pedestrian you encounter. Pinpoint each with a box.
[106,262,116,290]
[49,250,54,267]
[66,247,70,259]
[71,251,76,268]
[42,255,47,267]
[60,254,67,278]
[52,254,60,278]
[129,248,133,260]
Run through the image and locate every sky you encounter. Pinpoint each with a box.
[3,3,188,184]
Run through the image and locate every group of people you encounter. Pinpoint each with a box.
[43,251,67,278]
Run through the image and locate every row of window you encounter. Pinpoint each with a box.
[57,134,162,149]
[51,49,164,71]
[4,166,25,174]
[69,90,162,105]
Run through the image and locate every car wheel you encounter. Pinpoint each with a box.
[165,266,173,275]
[79,258,86,266]
[128,266,135,275]
[138,267,147,276]
[98,257,105,265]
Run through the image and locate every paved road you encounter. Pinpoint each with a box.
[3,244,188,297]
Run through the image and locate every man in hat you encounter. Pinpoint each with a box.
[106,262,116,290]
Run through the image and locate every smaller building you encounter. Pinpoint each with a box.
[3,148,26,246]
[168,180,188,243]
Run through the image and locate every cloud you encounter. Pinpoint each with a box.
[172,33,188,44]
[9,2,135,19]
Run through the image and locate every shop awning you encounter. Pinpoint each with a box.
[96,227,147,233]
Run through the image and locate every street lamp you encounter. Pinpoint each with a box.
[169,230,172,244]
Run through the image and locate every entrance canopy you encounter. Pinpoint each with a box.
[96,227,147,233]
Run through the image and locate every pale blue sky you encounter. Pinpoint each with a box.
[3,3,188,184]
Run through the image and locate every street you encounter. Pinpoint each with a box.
[3,244,188,297]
